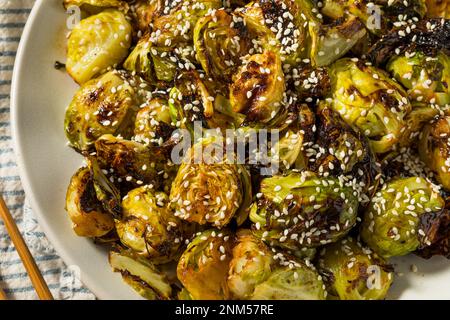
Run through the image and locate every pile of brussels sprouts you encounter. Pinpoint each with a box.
[62,0,450,300]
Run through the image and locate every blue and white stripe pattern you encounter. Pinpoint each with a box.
[0,0,94,300]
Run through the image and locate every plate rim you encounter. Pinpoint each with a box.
[10,0,107,299]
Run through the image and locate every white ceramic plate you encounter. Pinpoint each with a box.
[10,0,450,300]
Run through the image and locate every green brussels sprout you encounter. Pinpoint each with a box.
[64,70,151,152]
[328,58,411,154]
[419,116,450,191]
[387,51,450,107]
[170,137,252,228]
[227,230,274,299]
[250,171,359,251]
[123,32,178,84]
[109,247,172,299]
[149,0,222,48]
[133,97,174,146]
[193,9,252,83]
[317,237,394,300]
[230,51,285,124]
[116,186,184,263]
[250,263,326,300]
[94,134,173,192]
[177,229,235,300]
[236,0,365,67]
[66,10,132,84]
[177,287,193,300]
[361,177,445,259]
[65,167,115,237]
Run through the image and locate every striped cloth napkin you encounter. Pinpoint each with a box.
[0,0,95,300]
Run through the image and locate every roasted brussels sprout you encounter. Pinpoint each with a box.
[170,137,252,228]
[109,247,172,299]
[133,97,174,146]
[177,229,235,299]
[419,116,450,191]
[250,171,359,250]
[230,51,285,125]
[64,70,151,152]
[227,230,274,299]
[193,9,252,83]
[328,58,411,154]
[236,0,365,67]
[128,0,159,33]
[65,167,115,237]
[387,51,450,107]
[361,177,445,258]
[317,237,394,300]
[124,32,178,84]
[66,9,132,84]
[116,186,184,263]
[94,134,173,192]
[149,0,222,48]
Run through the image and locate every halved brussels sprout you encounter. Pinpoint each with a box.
[230,51,285,124]
[64,70,151,152]
[318,237,394,300]
[361,177,445,259]
[250,263,326,300]
[134,97,174,146]
[177,229,235,300]
[66,9,132,84]
[387,51,450,107]
[116,186,184,263]
[250,171,359,251]
[193,9,252,83]
[328,58,411,154]
[124,32,178,84]
[94,134,172,192]
[109,247,172,299]
[170,137,252,228]
[419,116,450,191]
[227,230,274,299]
[65,167,115,237]
[149,0,222,48]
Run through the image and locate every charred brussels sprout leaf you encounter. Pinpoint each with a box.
[227,230,274,299]
[318,237,394,300]
[109,247,172,299]
[128,0,159,33]
[170,138,252,228]
[419,116,450,191]
[193,9,252,83]
[361,177,445,259]
[65,167,115,237]
[94,134,172,191]
[64,70,151,152]
[230,51,285,124]
[116,186,184,263]
[134,97,174,146]
[250,171,359,250]
[426,0,450,18]
[66,10,132,84]
[177,229,235,299]
[328,58,411,154]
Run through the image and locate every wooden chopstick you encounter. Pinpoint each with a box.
[0,286,7,300]
[0,196,53,300]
